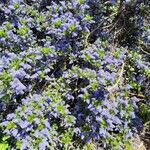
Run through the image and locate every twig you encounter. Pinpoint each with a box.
[129,93,145,98]
[107,62,125,92]
[84,12,118,48]
[140,47,150,56]
[137,142,145,150]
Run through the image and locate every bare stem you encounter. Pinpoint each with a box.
[107,62,125,92]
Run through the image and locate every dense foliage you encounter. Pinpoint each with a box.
[0,0,149,149]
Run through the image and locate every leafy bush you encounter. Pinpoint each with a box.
[0,0,149,149]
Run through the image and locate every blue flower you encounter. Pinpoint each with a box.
[10,78,26,95]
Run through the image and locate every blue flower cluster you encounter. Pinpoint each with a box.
[0,0,149,149]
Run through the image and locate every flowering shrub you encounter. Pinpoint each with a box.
[0,0,149,150]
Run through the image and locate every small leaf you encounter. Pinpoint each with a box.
[17,27,28,36]
[40,47,50,55]
[0,143,8,150]
[124,141,132,150]
[54,19,62,28]
[0,30,6,37]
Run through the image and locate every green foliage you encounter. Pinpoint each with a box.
[17,27,28,36]
[0,30,6,38]
[54,19,62,28]
[83,143,95,150]
[40,47,50,55]
[84,15,93,22]
[0,135,9,150]
[139,103,150,123]
[0,0,149,150]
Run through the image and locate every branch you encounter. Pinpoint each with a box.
[84,12,118,48]
[107,62,125,92]
[140,47,150,55]
[129,92,145,98]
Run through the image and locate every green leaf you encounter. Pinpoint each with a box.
[16,141,21,149]
[83,143,95,150]
[69,24,76,32]
[97,50,105,58]
[4,22,13,30]
[84,15,93,22]
[40,47,50,55]
[27,115,35,123]
[0,71,12,86]
[37,15,45,23]
[10,58,21,70]
[66,116,76,124]
[14,3,20,9]
[0,143,8,150]
[56,105,65,114]
[7,122,16,130]
[0,30,6,38]
[17,27,28,36]
[54,19,62,28]
[39,71,46,78]
[61,129,73,145]
[2,136,9,142]
[78,0,85,4]
[124,141,132,150]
